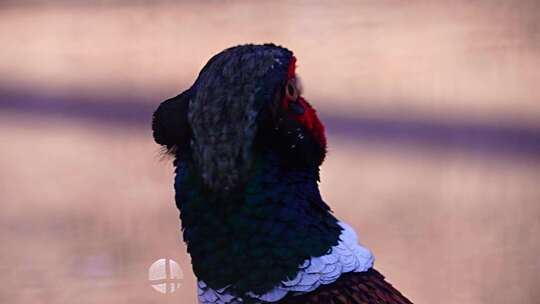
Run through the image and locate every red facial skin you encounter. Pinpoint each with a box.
[282,57,327,152]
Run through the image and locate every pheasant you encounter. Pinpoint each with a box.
[152,44,413,304]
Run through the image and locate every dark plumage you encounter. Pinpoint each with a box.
[152,44,413,303]
[280,269,412,304]
[175,154,341,297]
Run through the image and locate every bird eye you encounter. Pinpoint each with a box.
[287,83,295,96]
[285,79,299,101]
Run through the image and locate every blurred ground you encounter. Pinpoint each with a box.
[1,1,540,304]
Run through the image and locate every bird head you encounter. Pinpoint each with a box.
[152,44,326,192]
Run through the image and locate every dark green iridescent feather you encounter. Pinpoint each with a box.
[174,153,342,297]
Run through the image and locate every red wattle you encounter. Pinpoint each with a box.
[283,55,327,161]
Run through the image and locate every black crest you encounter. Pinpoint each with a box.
[152,88,193,156]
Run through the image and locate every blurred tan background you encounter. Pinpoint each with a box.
[1,1,539,303]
